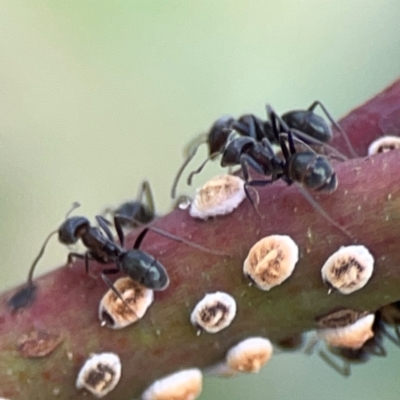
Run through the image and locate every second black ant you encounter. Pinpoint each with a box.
[103,180,156,229]
[171,101,356,198]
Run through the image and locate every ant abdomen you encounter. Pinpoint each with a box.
[58,216,90,245]
[119,250,169,290]
[282,110,333,143]
[287,152,338,193]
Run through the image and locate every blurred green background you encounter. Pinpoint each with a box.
[1,1,400,399]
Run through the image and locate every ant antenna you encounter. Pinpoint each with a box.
[8,228,58,311]
[27,230,58,286]
[66,202,81,219]
[171,133,208,199]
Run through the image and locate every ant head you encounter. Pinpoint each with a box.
[58,216,90,245]
[290,152,337,192]
[282,110,333,143]
[208,116,235,155]
[120,250,169,291]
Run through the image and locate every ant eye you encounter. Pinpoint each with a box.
[142,368,203,400]
[190,291,237,334]
[189,174,246,220]
[99,277,154,329]
[243,235,299,291]
[321,245,374,294]
[318,313,375,349]
[76,352,121,398]
[226,337,273,373]
[368,135,400,155]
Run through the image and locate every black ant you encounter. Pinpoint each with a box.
[171,101,355,198]
[103,180,156,229]
[187,114,353,239]
[57,210,228,300]
[317,313,396,376]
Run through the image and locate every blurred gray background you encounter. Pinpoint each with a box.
[1,1,400,399]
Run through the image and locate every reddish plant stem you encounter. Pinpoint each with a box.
[1,79,400,400]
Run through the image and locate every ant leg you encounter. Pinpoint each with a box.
[239,154,273,216]
[369,341,386,356]
[132,226,231,257]
[96,216,115,242]
[308,101,358,158]
[296,186,357,242]
[279,133,292,161]
[138,180,155,217]
[67,252,85,267]
[381,323,400,346]
[266,105,291,140]
[171,133,208,198]
[113,216,125,248]
[318,349,351,377]
[290,128,348,161]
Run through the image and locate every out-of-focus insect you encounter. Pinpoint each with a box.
[103,181,156,229]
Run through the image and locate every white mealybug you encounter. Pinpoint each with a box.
[367,135,400,155]
[318,313,375,349]
[189,174,246,219]
[76,352,121,398]
[99,277,154,329]
[190,291,237,334]
[142,368,203,400]
[321,245,374,294]
[243,235,299,291]
[226,337,273,373]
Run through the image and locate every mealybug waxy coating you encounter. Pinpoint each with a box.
[76,352,121,398]
[226,337,273,373]
[99,277,154,329]
[189,174,246,220]
[321,245,374,294]
[142,368,203,400]
[190,291,237,334]
[367,135,400,155]
[243,235,299,291]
